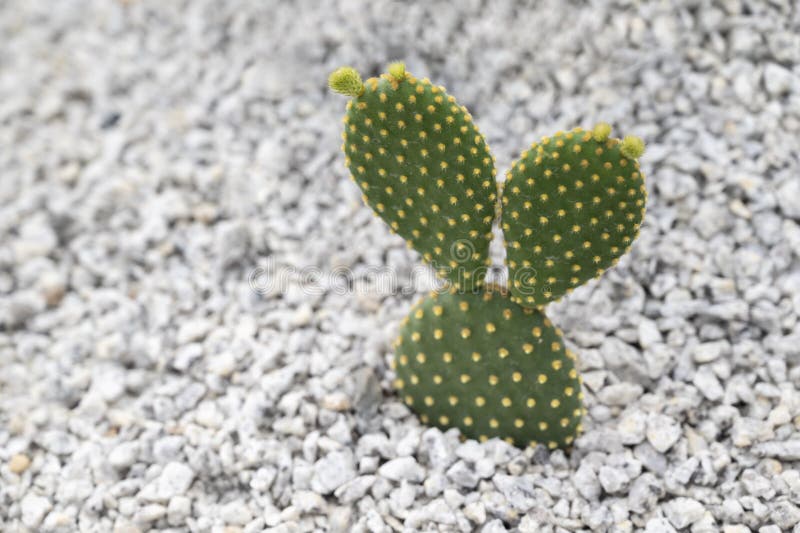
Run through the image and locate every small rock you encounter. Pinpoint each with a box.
[134,504,167,524]
[321,392,352,412]
[767,405,791,427]
[293,490,326,514]
[482,519,508,533]
[334,476,375,504]
[741,469,775,499]
[312,450,357,494]
[421,428,454,471]
[694,366,724,401]
[8,453,31,474]
[389,481,417,511]
[664,497,705,529]
[152,436,185,464]
[423,471,446,497]
[378,456,425,483]
[598,465,630,494]
[176,318,214,345]
[691,511,718,533]
[455,440,485,463]
[638,319,663,348]
[220,500,253,526]
[39,271,66,306]
[763,63,793,96]
[21,494,52,528]
[694,340,730,363]
[493,474,536,512]
[446,460,479,488]
[617,410,647,445]
[770,501,800,529]
[464,501,486,525]
[208,352,237,377]
[645,517,677,533]
[628,473,664,514]
[755,440,800,461]
[167,496,192,526]
[778,179,800,220]
[646,414,682,453]
[574,463,602,500]
[35,430,78,455]
[109,443,139,469]
[154,462,195,500]
[598,382,644,406]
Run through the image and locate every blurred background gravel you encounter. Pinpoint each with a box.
[1,0,799,531]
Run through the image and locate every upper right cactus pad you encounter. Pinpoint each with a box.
[502,125,646,307]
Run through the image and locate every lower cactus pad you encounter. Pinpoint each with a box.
[392,285,583,449]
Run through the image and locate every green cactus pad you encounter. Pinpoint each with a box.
[334,64,497,289]
[501,126,647,307]
[392,286,583,449]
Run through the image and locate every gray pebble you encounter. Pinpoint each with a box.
[334,475,375,504]
[134,504,167,524]
[646,414,682,453]
[482,519,509,532]
[35,430,78,456]
[493,474,536,511]
[694,340,730,363]
[573,463,602,500]
[645,517,677,533]
[628,473,664,514]
[597,382,644,406]
[446,460,479,488]
[777,179,800,220]
[378,456,426,483]
[167,496,192,526]
[109,442,139,470]
[770,501,800,530]
[763,63,793,96]
[598,465,631,494]
[663,497,705,529]
[21,494,52,529]
[146,462,195,502]
[312,450,357,494]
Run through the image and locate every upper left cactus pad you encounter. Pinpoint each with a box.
[330,63,497,289]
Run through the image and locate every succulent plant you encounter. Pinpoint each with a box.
[329,62,646,449]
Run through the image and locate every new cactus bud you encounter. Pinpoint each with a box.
[393,285,583,449]
[501,125,647,307]
[620,135,646,159]
[330,63,498,289]
[329,66,364,97]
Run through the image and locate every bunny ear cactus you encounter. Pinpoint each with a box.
[329,64,497,289]
[329,62,647,449]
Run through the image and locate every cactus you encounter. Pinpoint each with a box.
[329,64,497,289]
[501,123,647,307]
[329,63,647,449]
[392,285,583,449]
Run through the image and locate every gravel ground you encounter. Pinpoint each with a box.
[1,1,800,532]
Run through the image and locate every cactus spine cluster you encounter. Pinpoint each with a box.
[329,63,646,449]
